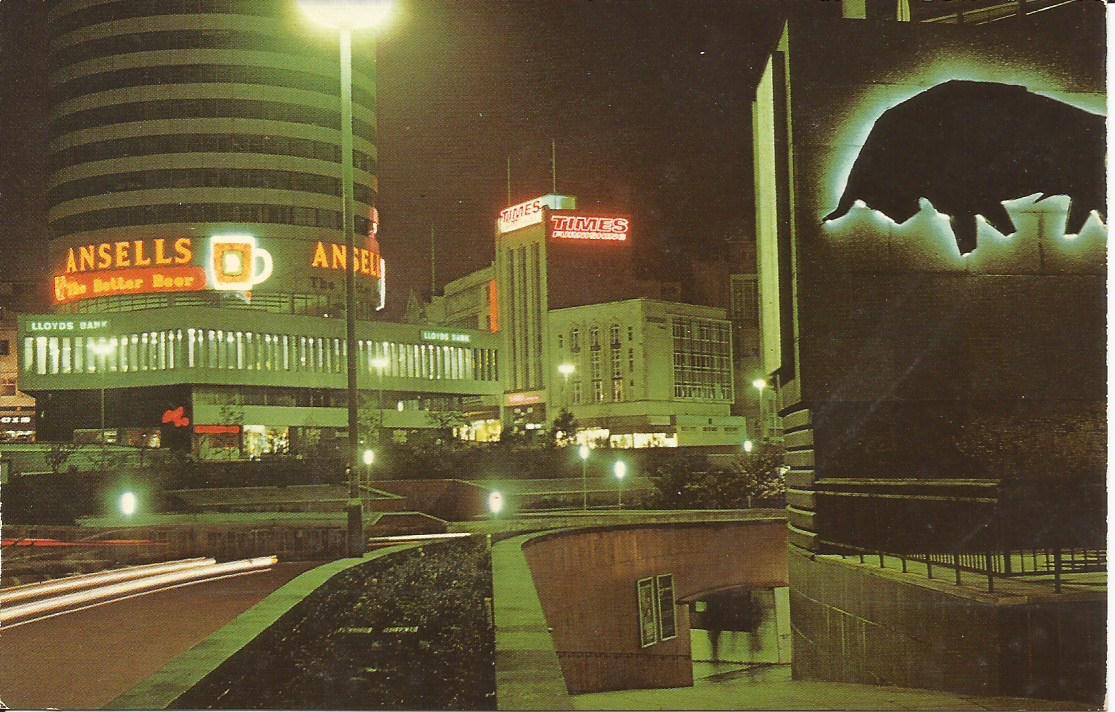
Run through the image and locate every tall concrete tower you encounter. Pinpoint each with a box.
[46,0,381,316]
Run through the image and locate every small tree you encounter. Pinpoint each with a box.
[358,393,392,447]
[649,446,786,509]
[728,444,787,507]
[427,410,469,446]
[549,409,578,447]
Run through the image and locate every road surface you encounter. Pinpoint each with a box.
[0,561,316,710]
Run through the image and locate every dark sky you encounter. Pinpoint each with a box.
[0,1,814,315]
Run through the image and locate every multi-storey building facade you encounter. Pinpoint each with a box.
[548,299,742,448]
[20,0,502,457]
[48,0,383,317]
[0,282,43,442]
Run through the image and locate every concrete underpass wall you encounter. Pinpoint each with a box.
[789,549,1106,704]
[520,519,788,694]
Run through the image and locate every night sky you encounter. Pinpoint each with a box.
[0,1,820,316]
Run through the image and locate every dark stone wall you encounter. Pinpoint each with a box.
[789,549,1105,704]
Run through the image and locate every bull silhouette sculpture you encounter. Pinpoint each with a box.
[825,80,1106,254]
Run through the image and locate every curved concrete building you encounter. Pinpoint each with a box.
[46,0,381,316]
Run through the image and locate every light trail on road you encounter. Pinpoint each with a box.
[0,557,215,605]
[2,569,269,630]
[1,556,278,625]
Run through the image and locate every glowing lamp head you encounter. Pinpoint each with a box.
[743,440,754,453]
[752,378,767,392]
[298,0,393,31]
[119,491,137,517]
[558,363,575,377]
[372,356,388,371]
[362,448,374,466]
[614,461,626,481]
[488,491,504,515]
[578,444,590,461]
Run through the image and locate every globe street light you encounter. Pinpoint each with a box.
[363,445,376,494]
[488,490,504,517]
[578,443,590,510]
[119,491,138,517]
[90,339,116,444]
[614,460,627,509]
[558,362,575,406]
[299,0,394,558]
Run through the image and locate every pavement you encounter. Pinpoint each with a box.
[0,561,315,711]
[573,663,1092,710]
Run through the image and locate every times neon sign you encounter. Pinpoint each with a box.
[548,215,629,242]
[498,194,576,233]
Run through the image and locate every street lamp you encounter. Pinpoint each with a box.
[752,378,767,442]
[578,443,590,510]
[90,339,116,444]
[119,491,138,517]
[558,362,575,406]
[488,490,504,517]
[299,0,394,558]
[362,446,374,485]
[614,460,626,509]
[743,439,754,453]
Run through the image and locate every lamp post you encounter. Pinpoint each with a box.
[558,362,575,407]
[614,460,626,509]
[752,378,767,442]
[91,339,116,444]
[578,443,590,510]
[299,0,393,557]
[362,447,374,487]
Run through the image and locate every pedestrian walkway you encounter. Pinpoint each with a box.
[573,663,1090,710]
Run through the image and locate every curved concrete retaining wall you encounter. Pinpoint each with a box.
[493,518,788,700]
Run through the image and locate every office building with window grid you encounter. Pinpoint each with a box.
[492,193,747,447]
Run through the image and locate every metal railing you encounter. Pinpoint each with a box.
[822,541,1106,594]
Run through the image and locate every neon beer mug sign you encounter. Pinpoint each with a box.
[208,234,273,291]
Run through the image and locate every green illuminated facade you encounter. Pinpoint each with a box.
[19,309,500,456]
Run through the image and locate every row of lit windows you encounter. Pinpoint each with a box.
[49,201,375,239]
[569,377,625,405]
[672,317,733,401]
[50,168,374,207]
[51,64,375,111]
[23,330,498,383]
[564,323,632,353]
[672,319,732,354]
[51,28,375,71]
[61,292,378,320]
[52,99,376,142]
[49,133,374,173]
